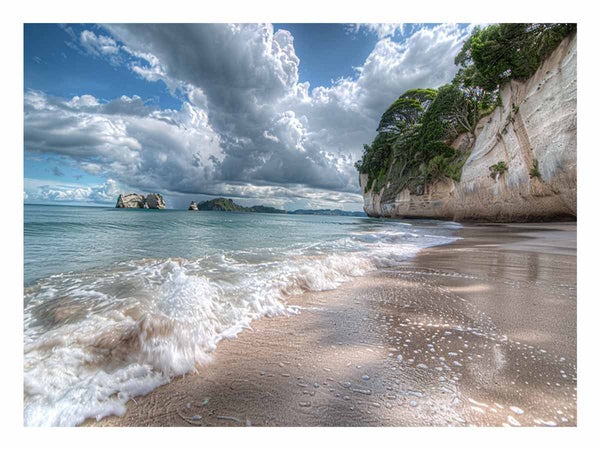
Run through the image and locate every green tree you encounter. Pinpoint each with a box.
[376,89,437,134]
[457,23,576,92]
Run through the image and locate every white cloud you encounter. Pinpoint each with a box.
[24,90,224,195]
[25,179,121,204]
[80,30,119,55]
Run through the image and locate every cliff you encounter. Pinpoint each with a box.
[360,33,577,222]
[116,193,166,209]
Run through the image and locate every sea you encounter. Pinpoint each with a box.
[23,203,461,426]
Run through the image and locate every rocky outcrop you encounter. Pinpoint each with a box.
[188,201,198,210]
[361,33,577,222]
[116,193,145,208]
[145,193,166,209]
[116,193,166,209]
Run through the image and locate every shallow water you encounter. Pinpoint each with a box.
[23,204,460,426]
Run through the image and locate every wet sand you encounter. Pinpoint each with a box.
[84,222,576,427]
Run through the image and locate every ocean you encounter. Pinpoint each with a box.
[23,204,460,426]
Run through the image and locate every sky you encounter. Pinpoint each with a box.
[23,23,476,210]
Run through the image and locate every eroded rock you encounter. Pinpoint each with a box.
[116,193,146,209]
[115,193,166,209]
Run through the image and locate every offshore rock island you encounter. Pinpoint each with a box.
[188,197,286,213]
[357,25,576,222]
[116,193,166,209]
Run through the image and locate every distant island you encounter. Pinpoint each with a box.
[288,209,367,217]
[116,193,166,209]
[188,198,366,217]
[189,198,286,214]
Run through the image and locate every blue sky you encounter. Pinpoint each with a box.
[25,24,182,110]
[24,23,474,209]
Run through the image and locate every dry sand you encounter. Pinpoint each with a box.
[84,222,576,427]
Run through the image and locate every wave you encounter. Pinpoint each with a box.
[23,224,458,426]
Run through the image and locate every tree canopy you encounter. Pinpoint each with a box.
[457,23,576,92]
[376,89,437,134]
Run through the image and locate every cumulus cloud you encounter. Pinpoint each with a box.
[26,23,474,209]
[322,24,469,117]
[24,90,223,195]
[80,30,119,56]
[103,24,353,192]
[25,179,121,204]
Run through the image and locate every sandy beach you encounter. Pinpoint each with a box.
[84,222,576,427]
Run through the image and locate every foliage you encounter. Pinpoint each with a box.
[357,85,476,192]
[489,161,508,179]
[377,89,438,134]
[456,23,576,93]
[425,155,452,181]
[357,90,437,193]
[424,148,471,183]
[529,159,541,179]
[419,84,481,144]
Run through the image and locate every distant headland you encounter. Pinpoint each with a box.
[188,197,366,217]
[188,197,286,214]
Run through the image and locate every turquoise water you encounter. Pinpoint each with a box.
[23,204,460,426]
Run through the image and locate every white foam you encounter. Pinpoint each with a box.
[468,398,489,408]
[508,416,521,426]
[535,419,557,427]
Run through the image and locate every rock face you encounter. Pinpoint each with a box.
[116,193,146,208]
[115,193,166,209]
[188,201,199,210]
[361,33,577,222]
[145,193,166,209]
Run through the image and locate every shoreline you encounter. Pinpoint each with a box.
[84,222,576,427]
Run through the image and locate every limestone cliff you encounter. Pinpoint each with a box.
[361,33,577,222]
[116,193,166,209]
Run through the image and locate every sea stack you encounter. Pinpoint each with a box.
[116,193,146,208]
[116,193,166,209]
